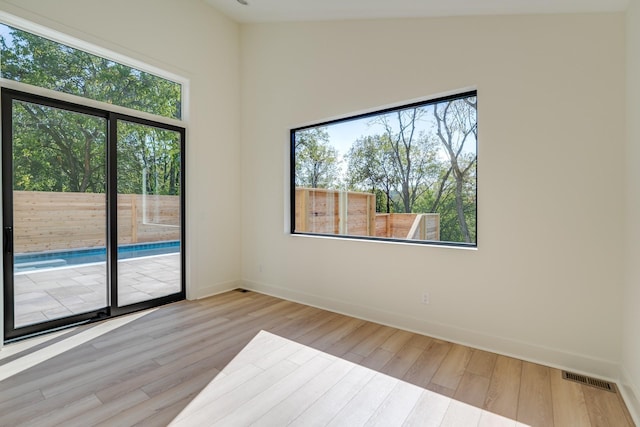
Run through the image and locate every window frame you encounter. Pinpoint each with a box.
[290,90,478,248]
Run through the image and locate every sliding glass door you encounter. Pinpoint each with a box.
[115,120,183,309]
[2,89,185,341]
[2,92,110,338]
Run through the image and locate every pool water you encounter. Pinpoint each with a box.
[14,240,180,272]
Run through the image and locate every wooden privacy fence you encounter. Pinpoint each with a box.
[295,187,439,241]
[295,187,376,236]
[13,191,180,253]
[375,213,440,241]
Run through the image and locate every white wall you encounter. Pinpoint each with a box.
[624,0,640,421]
[240,14,626,378]
[0,0,242,308]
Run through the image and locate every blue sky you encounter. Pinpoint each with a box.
[322,107,435,177]
[306,101,477,182]
[325,116,377,156]
[324,105,437,157]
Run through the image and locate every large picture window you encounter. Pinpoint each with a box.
[291,91,477,246]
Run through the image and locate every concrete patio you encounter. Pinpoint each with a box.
[13,253,180,328]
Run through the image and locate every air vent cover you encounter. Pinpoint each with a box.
[562,371,615,392]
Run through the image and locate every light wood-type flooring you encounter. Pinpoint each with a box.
[0,290,634,426]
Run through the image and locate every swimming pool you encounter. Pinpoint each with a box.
[14,240,180,272]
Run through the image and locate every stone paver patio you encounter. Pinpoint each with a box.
[13,253,180,328]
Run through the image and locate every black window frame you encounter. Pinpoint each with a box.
[2,88,186,342]
[290,90,478,248]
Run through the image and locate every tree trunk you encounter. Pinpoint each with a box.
[402,183,411,213]
[454,173,471,243]
[169,160,176,195]
[430,167,452,212]
[79,135,92,192]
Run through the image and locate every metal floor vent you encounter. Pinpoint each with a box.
[562,371,615,392]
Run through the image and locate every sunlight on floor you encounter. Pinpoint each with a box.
[0,308,156,382]
[0,327,77,362]
[169,330,530,426]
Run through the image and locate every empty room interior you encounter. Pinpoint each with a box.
[0,0,639,425]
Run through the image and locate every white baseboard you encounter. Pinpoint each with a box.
[621,367,640,426]
[241,279,621,382]
[188,279,241,300]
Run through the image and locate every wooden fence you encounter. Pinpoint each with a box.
[13,191,180,253]
[295,187,439,241]
[375,213,439,240]
[295,188,376,236]
[408,213,440,241]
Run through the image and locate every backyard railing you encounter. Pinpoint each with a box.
[13,190,180,253]
[375,213,440,241]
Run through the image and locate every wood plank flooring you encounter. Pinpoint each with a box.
[0,290,634,426]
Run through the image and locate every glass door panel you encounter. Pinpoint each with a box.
[116,120,182,307]
[9,99,108,329]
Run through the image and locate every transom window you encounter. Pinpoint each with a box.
[291,91,477,247]
[0,23,182,120]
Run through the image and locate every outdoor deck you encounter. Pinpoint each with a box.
[13,253,180,328]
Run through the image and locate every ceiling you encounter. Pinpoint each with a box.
[204,0,629,23]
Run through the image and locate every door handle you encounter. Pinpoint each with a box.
[4,226,12,253]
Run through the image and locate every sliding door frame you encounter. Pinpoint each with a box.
[108,112,186,317]
[2,88,186,341]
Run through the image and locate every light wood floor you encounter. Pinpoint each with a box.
[0,290,634,426]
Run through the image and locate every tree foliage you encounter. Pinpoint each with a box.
[0,24,181,119]
[294,128,341,189]
[434,98,477,243]
[2,25,181,196]
[374,109,441,213]
[12,101,106,193]
[117,122,181,196]
[346,135,396,213]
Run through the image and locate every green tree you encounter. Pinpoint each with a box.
[433,97,477,243]
[347,108,441,214]
[375,108,441,213]
[1,25,182,196]
[117,122,181,196]
[294,128,341,188]
[0,25,180,118]
[12,101,106,193]
[346,135,396,213]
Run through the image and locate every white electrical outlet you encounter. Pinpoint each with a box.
[422,292,430,304]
